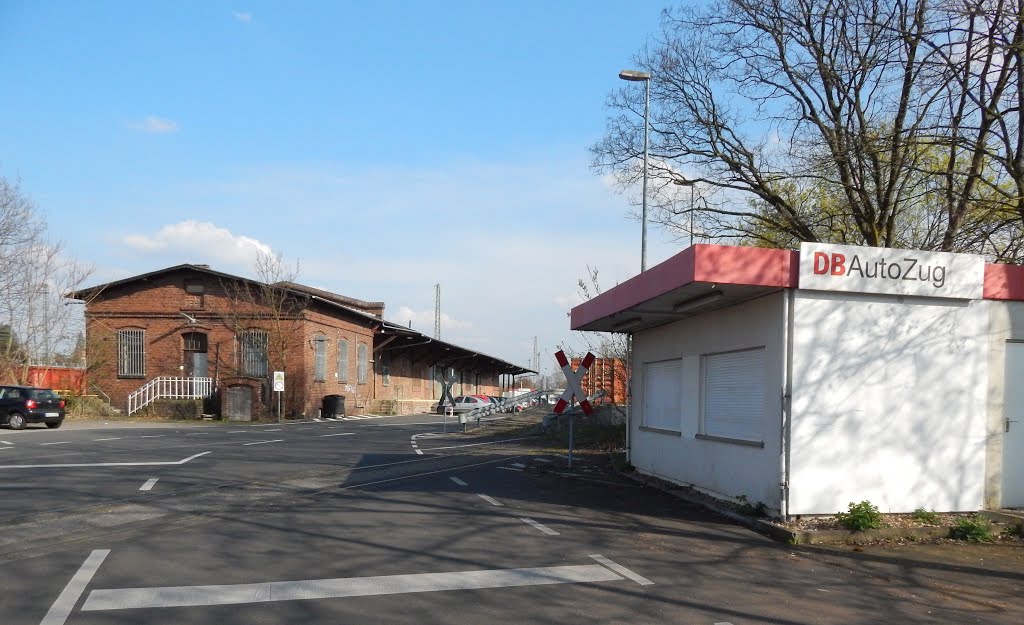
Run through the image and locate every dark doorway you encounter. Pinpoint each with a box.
[183,332,208,378]
[225,385,253,421]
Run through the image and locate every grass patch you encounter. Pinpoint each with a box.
[951,515,994,542]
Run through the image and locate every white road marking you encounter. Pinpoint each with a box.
[715,622,736,625]
[0,451,211,470]
[93,438,122,442]
[588,554,654,586]
[497,467,522,472]
[82,563,622,611]
[243,439,283,446]
[40,441,71,446]
[41,549,110,625]
[262,428,283,432]
[511,463,526,468]
[1,440,13,445]
[320,433,355,438]
[333,456,520,492]
[139,478,158,491]
[450,477,467,486]
[477,494,502,507]
[228,430,249,433]
[534,458,552,463]
[414,435,537,452]
[414,449,424,455]
[139,435,165,438]
[186,433,209,436]
[520,518,559,535]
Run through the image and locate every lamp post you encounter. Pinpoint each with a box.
[619,69,651,272]
[674,178,696,246]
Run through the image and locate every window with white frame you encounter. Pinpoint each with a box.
[701,347,766,442]
[357,343,368,384]
[337,338,349,383]
[643,359,682,431]
[238,330,268,378]
[117,329,145,377]
[313,334,327,382]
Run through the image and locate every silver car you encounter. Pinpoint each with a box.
[435,395,490,415]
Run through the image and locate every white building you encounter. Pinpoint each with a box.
[570,243,1024,517]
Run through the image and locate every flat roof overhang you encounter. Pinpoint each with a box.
[571,243,1024,334]
[571,245,798,333]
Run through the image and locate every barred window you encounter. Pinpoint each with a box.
[337,339,349,383]
[357,343,368,384]
[117,329,145,377]
[239,330,268,378]
[381,365,390,386]
[313,333,328,382]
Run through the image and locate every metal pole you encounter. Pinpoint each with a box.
[641,77,650,273]
[689,184,694,247]
[568,397,575,470]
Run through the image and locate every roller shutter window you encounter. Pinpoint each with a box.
[701,347,765,442]
[643,359,682,431]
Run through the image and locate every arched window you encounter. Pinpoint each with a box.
[313,334,328,382]
[337,338,349,383]
[357,343,368,384]
[238,330,268,378]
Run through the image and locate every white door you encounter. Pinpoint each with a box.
[1002,342,1024,508]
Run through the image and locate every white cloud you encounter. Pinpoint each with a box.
[127,116,180,134]
[392,306,472,332]
[121,220,272,270]
[233,12,252,23]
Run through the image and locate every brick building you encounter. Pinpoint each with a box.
[69,265,530,419]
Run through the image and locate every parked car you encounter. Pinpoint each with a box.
[0,385,66,429]
[434,395,491,415]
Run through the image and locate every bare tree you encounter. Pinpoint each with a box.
[222,250,308,418]
[0,176,93,382]
[593,0,1024,259]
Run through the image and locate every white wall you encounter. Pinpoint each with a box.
[789,291,989,514]
[984,301,1024,508]
[631,293,785,512]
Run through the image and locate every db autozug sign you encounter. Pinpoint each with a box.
[799,243,984,299]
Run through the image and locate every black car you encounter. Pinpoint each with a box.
[0,385,66,429]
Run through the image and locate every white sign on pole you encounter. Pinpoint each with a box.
[273,371,285,392]
[799,242,985,299]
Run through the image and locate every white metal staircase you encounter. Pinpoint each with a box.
[127,376,213,415]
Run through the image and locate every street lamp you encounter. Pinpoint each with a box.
[619,69,651,272]
[674,178,696,246]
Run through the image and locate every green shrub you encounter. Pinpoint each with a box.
[736,494,769,518]
[911,508,940,524]
[951,515,993,542]
[835,500,884,531]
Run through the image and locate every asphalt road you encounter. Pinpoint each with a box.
[1,415,1021,624]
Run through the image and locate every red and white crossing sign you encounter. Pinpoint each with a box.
[553,350,595,415]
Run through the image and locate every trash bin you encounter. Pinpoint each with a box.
[322,394,346,418]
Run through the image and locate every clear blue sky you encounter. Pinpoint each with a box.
[0,1,683,375]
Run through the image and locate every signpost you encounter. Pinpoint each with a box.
[553,351,595,469]
[273,371,285,423]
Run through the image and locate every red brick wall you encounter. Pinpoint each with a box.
[85,269,376,418]
[571,357,628,404]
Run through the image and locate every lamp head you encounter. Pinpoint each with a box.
[618,69,651,82]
